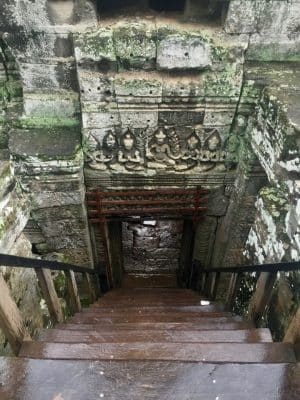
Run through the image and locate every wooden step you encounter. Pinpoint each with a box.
[56,321,254,331]
[88,304,227,313]
[122,273,178,288]
[102,289,202,298]
[38,328,273,343]
[67,314,242,324]
[78,311,233,320]
[1,358,300,400]
[19,342,296,363]
[97,299,206,307]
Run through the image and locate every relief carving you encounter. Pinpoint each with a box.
[146,128,180,169]
[85,131,119,171]
[118,129,144,171]
[178,131,201,171]
[199,129,227,171]
[85,126,227,173]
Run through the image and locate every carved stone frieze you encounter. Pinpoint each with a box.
[84,126,228,174]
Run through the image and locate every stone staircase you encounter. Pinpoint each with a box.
[1,279,300,399]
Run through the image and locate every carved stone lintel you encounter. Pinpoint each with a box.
[84,127,227,173]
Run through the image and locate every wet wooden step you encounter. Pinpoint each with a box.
[38,328,273,343]
[19,342,296,363]
[122,273,178,288]
[102,288,202,298]
[89,304,227,313]
[57,321,254,331]
[97,299,206,308]
[67,314,242,324]
[1,358,299,400]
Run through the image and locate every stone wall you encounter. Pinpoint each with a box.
[244,79,300,339]
[0,160,47,355]
[123,220,183,274]
[0,0,298,306]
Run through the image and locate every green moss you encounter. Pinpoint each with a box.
[17,117,81,129]
[53,271,66,298]
[0,83,9,102]
[260,186,289,220]
[227,117,256,174]
[248,43,300,62]
[6,81,22,99]
[74,28,116,61]
[114,23,156,66]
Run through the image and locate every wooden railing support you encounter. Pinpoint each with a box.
[83,272,97,304]
[0,275,31,355]
[226,272,243,310]
[35,268,64,324]
[284,307,300,344]
[248,272,277,326]
[65,270,82,314]
[210,272,221,300]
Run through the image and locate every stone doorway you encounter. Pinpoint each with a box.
[122,219,184,274]
[86,188,207,289]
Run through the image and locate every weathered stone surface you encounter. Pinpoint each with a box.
[9,128,81,158]
[123,221,183,273]
[247,34,300,62]
[157,34,212,71]
[114,21,156,70]
[224,0,258,34]
[22,92,80,119]
[74,28,117,65]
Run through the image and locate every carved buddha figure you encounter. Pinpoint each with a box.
[147,128,178,168]
[176,132,201,171]
[88,130,118,171]
[85,133,100,169]
[200,129,226,171]
[118,129,143,171]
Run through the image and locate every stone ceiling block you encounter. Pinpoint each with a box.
[157,34,212,71]
[224,0,259,34]
[23,92,80,119]
[9,127,81,159]
[158,109,204,127]
[113,21,156,70]
[19,62,78,91]
[114,76,162,104]
[82,110,121,130]
[203,108,236,127]
[162,77,205,104]
[78,72,114,102]
[246,34,300,62]
[119,109,158,129]
[74,28,116,65]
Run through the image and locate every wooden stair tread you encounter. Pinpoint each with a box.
[19,341,296,363]
[96,300,208,307]
[122,273,178,288]
[1,358,299,400]
[68,313,236,324]
[102,289,203,298]
[38,328,273,343]
[56,321,254,330]
[87,304,228,313]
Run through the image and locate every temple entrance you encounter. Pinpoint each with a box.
[86,188,208,290]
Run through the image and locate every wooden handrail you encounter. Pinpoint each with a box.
[0,253,97,275]
[193,260,300,274]
[0,253,101,354]
[192,259,300,328]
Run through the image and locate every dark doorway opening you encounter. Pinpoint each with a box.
[97,0,141,14]
[149,0,186,12]
[86,188,208,290]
